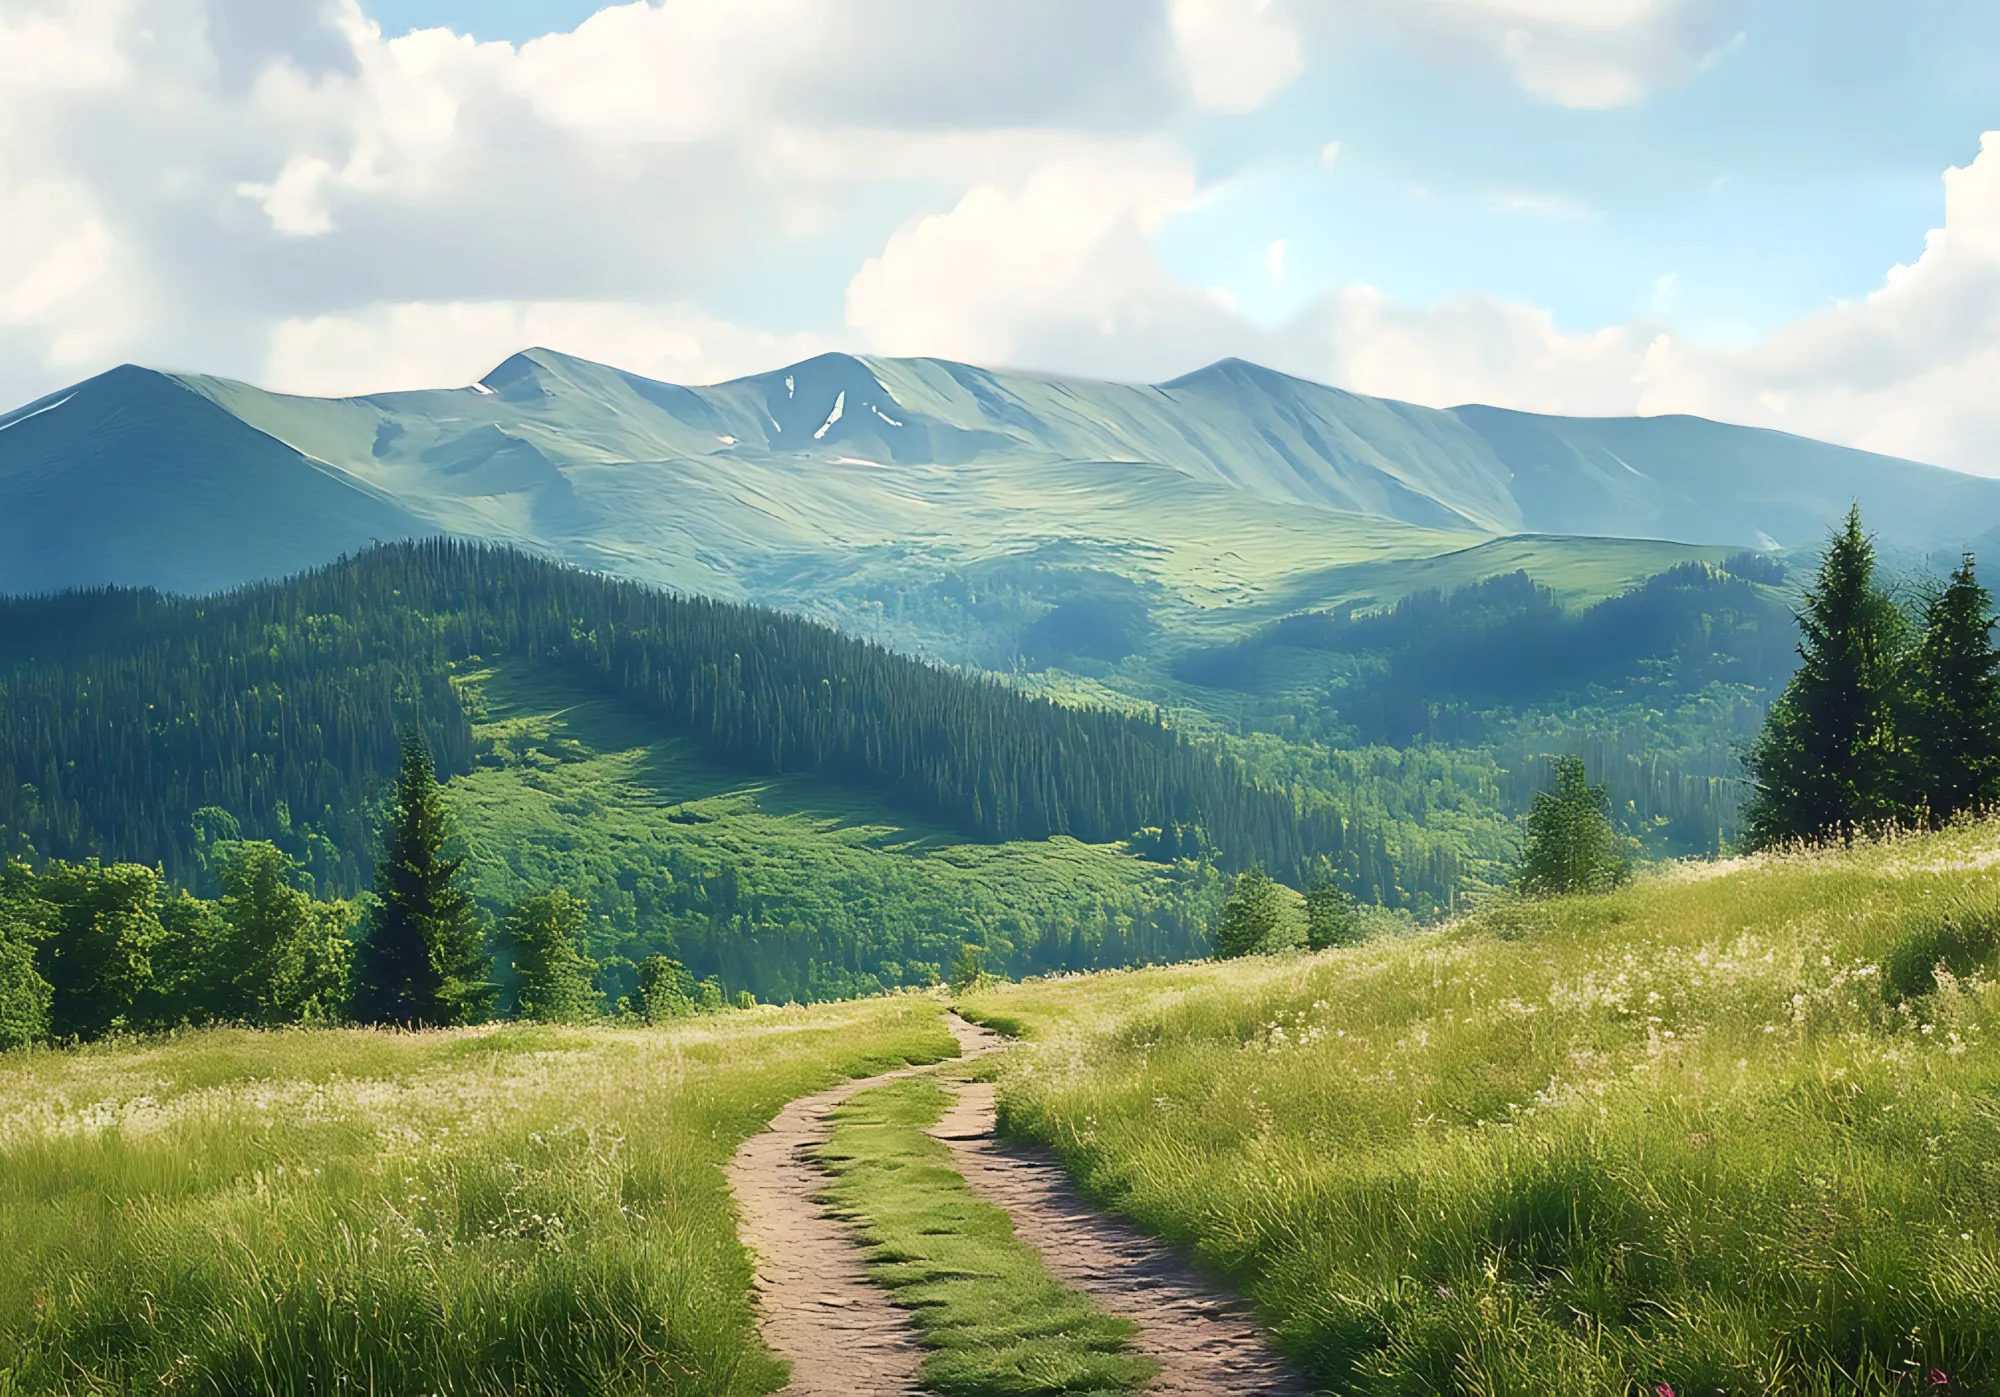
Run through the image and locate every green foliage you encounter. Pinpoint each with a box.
[819,1074,1155,1395]
[32,859,167,1039]
[353,732,493,1028]
[449,665,1222,1004]
[210,841,354,1025]
[499,889,599,1024]
[0,540,1377,897]
[1906,553,2000,823]
[1212,867,1289,959]
[1304,873,1361,950]
[0,863,52,1049]
[1746,505,1909,847]
[1514,755,1626,897]
[949,941,989,993]
[633,955,696,1023]
[0,996,956,1393]
[967,820,2000,1393]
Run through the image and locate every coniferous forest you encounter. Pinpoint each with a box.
[0,541,1369,892]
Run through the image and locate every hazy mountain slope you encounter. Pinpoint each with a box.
[0,366,427,595]
[6,347,1995,625]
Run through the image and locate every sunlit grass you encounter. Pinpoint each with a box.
[0,999,955,1395]
[819,1072,1155,1396]
[964,823,2000,1394]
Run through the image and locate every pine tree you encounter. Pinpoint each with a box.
[1212,867,1287,958]
[1515,756,1625,897]
[500,889,599,1023]
[352,732,493,1027]
[1744,505,1908,847]
[1905,553,2000,824]
[1305,872,1361,950]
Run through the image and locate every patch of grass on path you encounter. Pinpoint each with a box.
[821,1073,1156,1396]
[0,999,954,1396]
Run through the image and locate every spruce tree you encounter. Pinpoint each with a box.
[1305,871,1361,950]
[500,889,599,1023]
[353,732,493,1027]
[1516,755,1625,896]
[1744,505,1908,847]
[1905,552,2000,824]
[1213,867,1288,959]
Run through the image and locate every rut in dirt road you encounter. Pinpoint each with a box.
[727,1011,1314,1396]
[929,1021,1316,1396]
[725,1015,1001,1396]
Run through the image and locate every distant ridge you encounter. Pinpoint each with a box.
[4,347,1997,611]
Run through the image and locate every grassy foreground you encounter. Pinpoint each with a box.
[0,998,954,1395]
[820,1072,1155,1396]
[964,823,2000,1394]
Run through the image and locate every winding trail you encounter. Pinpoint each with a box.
[726,1010,1314,1396]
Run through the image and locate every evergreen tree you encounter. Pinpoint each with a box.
[353,733,493,1027]
[1744,505,1908,847]
[1515,756,1625,897]
[1212,867,1288,958]
[1305,873,1361,950]
[1905,553,2000,823]
[500,889,599,1023]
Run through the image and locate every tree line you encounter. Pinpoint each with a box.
[0,732,726,1049]
[1745,506,2000,846]
[0,540,1388,894]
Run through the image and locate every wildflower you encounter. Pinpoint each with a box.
[1930,1370,1949,1386]
[1657,1384,1676,1397]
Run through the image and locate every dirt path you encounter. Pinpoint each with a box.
[930,1017,1314,1396]
[726,1015,1003,1396]
[728,1011,1312,1396]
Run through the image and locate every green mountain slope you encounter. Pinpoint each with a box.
[6,350,1993,652]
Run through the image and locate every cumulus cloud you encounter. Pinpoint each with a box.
[264,298,834,395]
[2,0,1997,483]
[1169,0,1305,112]
[1344,0,1748,109]
[840,127,2000,474]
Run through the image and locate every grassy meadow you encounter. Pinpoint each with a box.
[964,822,2000,1394]
[0,997,953,1395]
[445,662,1220,1003]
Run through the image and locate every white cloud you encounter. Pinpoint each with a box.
[1265,238,1287,278]
[845,145,1253,378]
[1169,0,1305,112]
[1319,140,1342,170]
[841,127,2000,475]
[1345,0,1747,110]
[264,298,834,395]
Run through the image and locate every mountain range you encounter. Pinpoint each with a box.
[5,348,1997,661]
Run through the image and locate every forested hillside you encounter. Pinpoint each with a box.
[0,541,1374,899]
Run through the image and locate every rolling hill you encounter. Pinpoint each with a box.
[5,349,1995,671]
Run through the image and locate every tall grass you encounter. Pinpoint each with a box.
[0,999,954,1394]
[966,824,2000,1394]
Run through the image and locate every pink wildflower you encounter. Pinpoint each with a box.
[1929,1372,1949,1387]
[1656,1385,1675,1397]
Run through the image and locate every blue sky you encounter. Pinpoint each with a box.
[3,0,1998,470]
